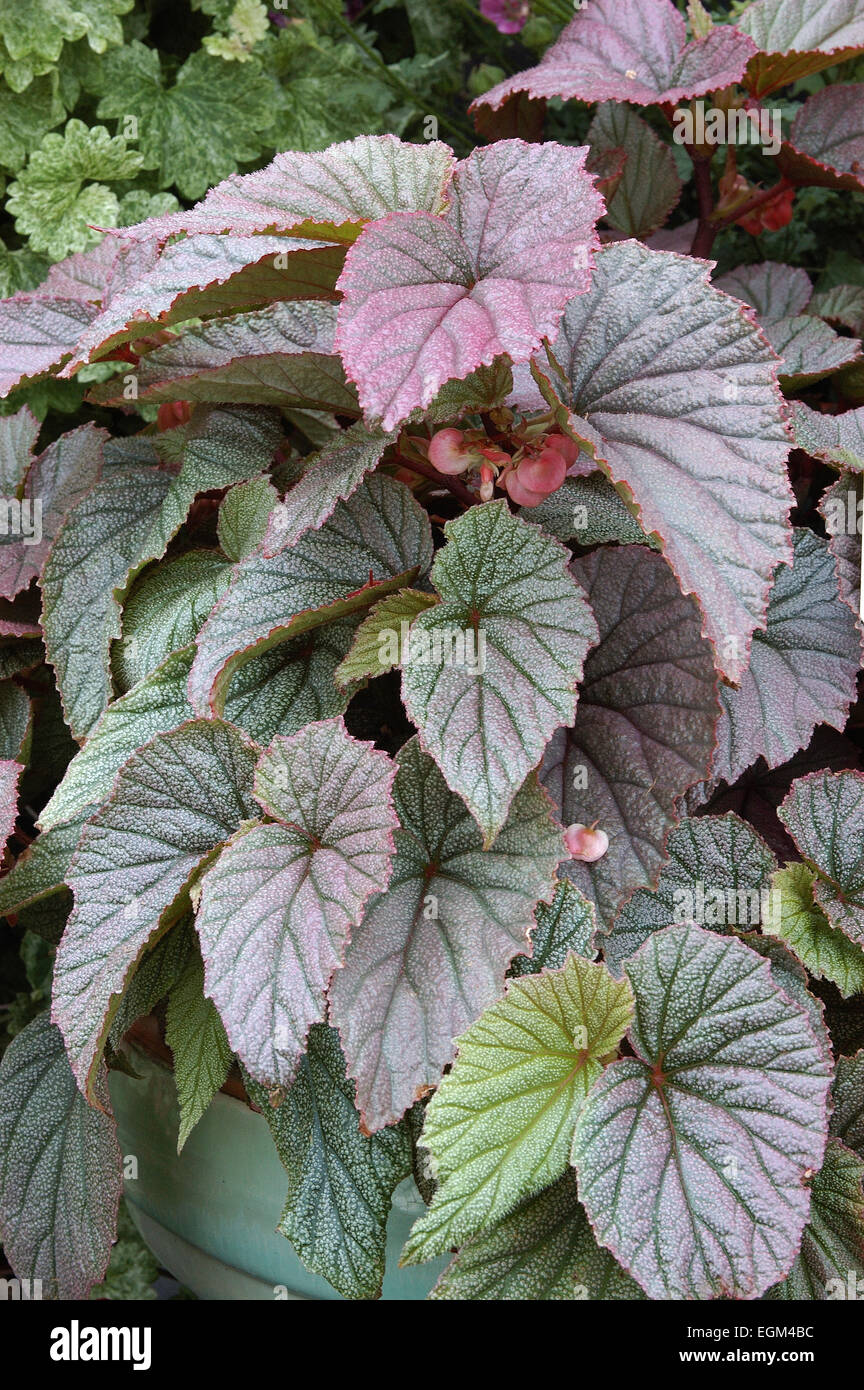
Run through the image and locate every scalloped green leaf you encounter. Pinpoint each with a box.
[779,770,864,948]
[0,1012,122,1299]
[572,923,833,1300]
[196,718,397,1088]
[217,475,278,563]
[329,737,565,1131]
[334,588,438,689]
[243,1024,412,1301]
[541,543,718,928]
[402,501,598,845]
[165,949,233,1152]
[604,813,778,976]
[764,861,864,999]
[430,1171,644,1301]
[715,261,813,325]
[765,314,861,390]
[52,718,259,1101]
[113,550,233,692]
[534,241,794,684]
[767,1139,864,1299]
[403,954,633,1263]
[189,472,433,717]
[511,878,597,977]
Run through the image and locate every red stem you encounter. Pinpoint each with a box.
[711,180,790,230]
[689,155,717,259]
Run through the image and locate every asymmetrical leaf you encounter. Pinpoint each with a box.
[53,719,259,1100]
[334,588,438,688]
[706,530,861,792]
[779,770,864,948]
[402,501,598,843]
[0,1012,122,1299]
[431,1171,643,1301]
[573,924,832,1300]
[197,719,397,1087]
[587,103,681,238]
[541,543,718,927]
[165,951,233,1152]
[334,140,603,431]
[535,241,794,683]
[764,862,864,999]
[472,0,755,114]
[217,475,278,563]
[511,878,597,977]
[605,813,777,976]
[767,1139,864,1299]
[741,0,864,97]
[403,954,633,1262]
[189,473,433,716]
[262,421,396,555]
[243,1024,412,1301]
[329,738,565,1131]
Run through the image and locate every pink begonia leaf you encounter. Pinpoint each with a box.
[707,529,861,791]
[533,240,794,684]
[739,0,864,98]
[334,140,603,432]
[0,422,105,601]
[111,135,456,244]
[196,718,397,1088]
[541,543,718,929]
[0,295,98,397]
[819,474,862,626]
[64,235,345,370]
[779,770,864,948]
[471,0,755,116]
[0,406,39,496]
[328,737,564,1130]
[0,757,20,850]
[777,84,864,193]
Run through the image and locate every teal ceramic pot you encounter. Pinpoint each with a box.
[108,1039,447,1301]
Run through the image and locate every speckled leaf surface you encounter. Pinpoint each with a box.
[89,300,358,414]
[765,314,861,389]
[778,83,864,193]
[196,719,397,1087]
[511,878,597,977]
[715,261,813,325]
[244,1024,412,1301]
[0,421,104,601]
[165,950,233,1152]
[0,404,39,494]
[329,738,565,1131]
[764,862,864,999]
[0,680,31,762]
[819,475,861,624]
[40,465,174,740]
[402,501,598,844]
[0,754,19,848]
[604,814,777,977]
[0,817,82,919]
[402,954,633,1263]
[431,1171,643,1301]
[189,473,432,716]
[767,1139,864,1299]
[141,134,456,242]
[334,588,438,688]
[537,242,793,682]
[39,647,195,833]
[0,1012,122,1298]
[831,1053,864,1156]
[809,284,864,337]
[113,550,233,691]
[262,421,396,555]
[222,620,357,745]
[472,0,754,114]
[779,770,864,948]
[587,103,680,238]
[108,915,195,1048]
[795,401,864,471]
[53,719,259,1100]
[217,475,278,563]
[572,924,832,1300]
[524,473,655,549]
[334,141,603,431]
[740,0,864,96]
[706,530,860,791]
[541,544,718,929]
[0,294,97,396]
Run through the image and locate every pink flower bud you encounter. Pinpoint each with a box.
[565,823,609,863]
[428,428,471,474]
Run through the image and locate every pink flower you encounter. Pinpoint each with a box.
[480,0,531,35]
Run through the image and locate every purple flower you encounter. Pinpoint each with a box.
[480,0,532,35]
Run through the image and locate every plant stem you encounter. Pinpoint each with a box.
[711,181,790,230]
[395,454,476,505]
[690,155,717,259]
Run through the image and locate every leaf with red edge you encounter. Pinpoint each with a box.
[819,474,861,623]
[64,235,346,370]
[0,756,20,850]
[715,261,813,324]
[705,529,861,793]
[471,0,755,116]
[572,923,833,1301]
[797,403,864,472]
[740,1,864,99]
[779,770,864,949]
[0,295,98,397]
[87,301,358,414]
[533,240,794,683]
[541,543,719,929]
[0,404,39,494]
[196,718,397,1089]
[779,85,864,193]
[118,135,457,244]
[328,737,564,1131]
[189,473,433,716]
[53,718,259,1102]
[766,315,862,390]
[334,140,603,432]
[587,103,681,239]
[0,421,105,601]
